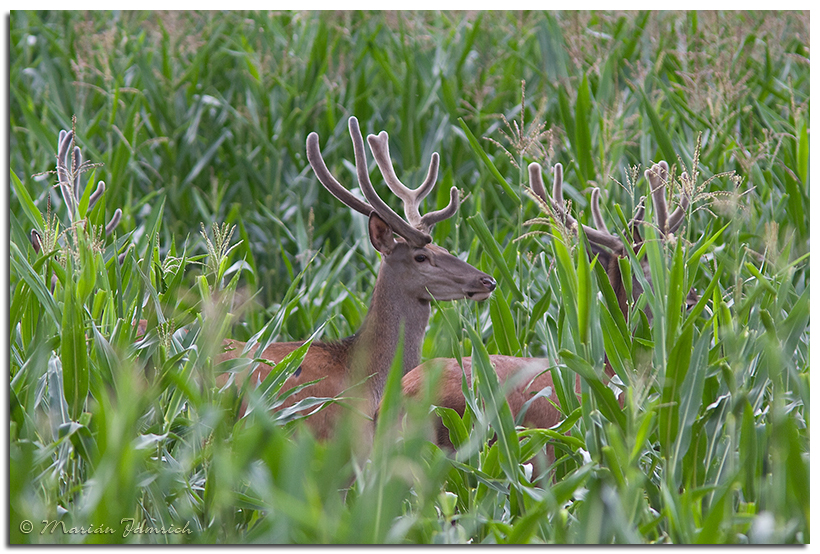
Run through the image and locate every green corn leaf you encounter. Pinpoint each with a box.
[505,500,548,544]
[687,222,729,272]
[435,406,470,450]
[594,260,629,338]
[76,228,98,305]
[11,170,45,230]
[249,324,324,414]
[694,480,734,544]
[76,170,96,219]
[598,301,632,382]
[90,321,121,388]
[629,410,656,466]
[181,129,233,187]
[458,118,520,204]
[681,261,724,329]
[549,463,593,506]
[466,214,523,300]
[669,327,709,487]
[466,325,521,487]
[489,292,521,356]
[557,85,576,154]
[58,421,98,468]
[640,85,677,164]
[575,230,592,347]
[519,427,585,456]
[574,73,594,185]
[665,238,685,354]
[374,327,406,444]
[551,233,579,348]
[559,349,625,430]
[659,323,694,462]
[744,262,777,296]
[10,242,62,331]
[61,282,89,421]
[778,285,809,358]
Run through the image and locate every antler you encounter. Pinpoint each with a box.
[645,160,690,235]
[306,116,459,247]
[529,160,690,252]
[366,131,459,234]
[528,162,625,251]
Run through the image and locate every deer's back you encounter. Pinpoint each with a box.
[403,356,580,447]
[216,338,355,439]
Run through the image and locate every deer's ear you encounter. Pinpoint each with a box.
[368,212,397,255]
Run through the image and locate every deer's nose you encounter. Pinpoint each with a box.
[481,276,497,291]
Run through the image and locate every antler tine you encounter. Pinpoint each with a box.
[633,198,646,226]
[306,130,373,218]
[666,168,690,234]
[646,160,689,235]
[31,229,43,254]
[88,180,105,210]
[528,162,549,205]
[106,208,122,236]
[72,145,82,202]
[528,162,575,229]
[367,131,441,229]
[590,188,610,234]
[348,117,431,247]
[552,163,573,226]
[419,185,460,231]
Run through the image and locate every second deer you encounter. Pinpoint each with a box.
[402,159,695,453]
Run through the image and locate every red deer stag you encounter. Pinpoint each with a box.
[402,160,693,450]
[212,117,496,438]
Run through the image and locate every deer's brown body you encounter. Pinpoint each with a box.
[403,356,573,448]
[216,338,351,439]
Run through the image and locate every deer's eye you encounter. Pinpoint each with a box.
[414,254,427,263]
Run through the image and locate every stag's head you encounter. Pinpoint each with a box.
[306,117,496,304]
[528,160,696,318]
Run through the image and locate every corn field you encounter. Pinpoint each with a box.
[9,11,809,544]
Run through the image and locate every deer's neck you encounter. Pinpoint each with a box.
[351,270,430,402]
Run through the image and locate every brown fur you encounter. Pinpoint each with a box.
[402,356,581,450]
[215,338,354,440]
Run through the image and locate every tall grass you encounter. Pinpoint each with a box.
[9,11,809,543]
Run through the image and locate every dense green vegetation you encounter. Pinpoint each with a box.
[9,11,809,543]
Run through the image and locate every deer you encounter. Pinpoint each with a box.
[401,159,695,454]
[206,116,497,439]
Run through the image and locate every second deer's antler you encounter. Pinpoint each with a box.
[645,160,690,236]
[528,162,626,251]
[528,160,690,252]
